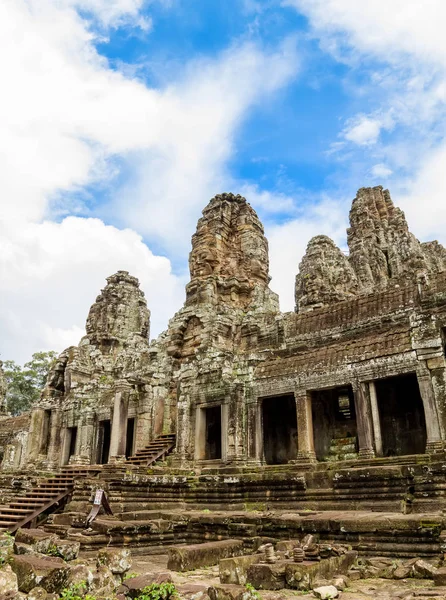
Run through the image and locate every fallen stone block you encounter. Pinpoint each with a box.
[10,555,70,594]
[285,551,357,591]
[97,547,131,575]
[168,540,244,572]
[90,565,118,597]
[412,559,437,579]
[0,533,14,564]
[14,531,59,556]
[208,584,246,600]
[313,585,339,599]
[177,583,209,600]
[220,555,261,585]
[246,562,287,591]
[275,541,301,553]
[0,566,18,596]
[28,586,48,600]
[434,567,446,586]
[117,573,173,598]
[53,540,80,562]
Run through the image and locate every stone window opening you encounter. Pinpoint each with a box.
[261,394,297,465]
[96,420,111,464]
[311,386,358,462]
[374,373,427,456]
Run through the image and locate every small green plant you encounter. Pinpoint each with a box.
[46,544,61,557]
[123,572,138,581]
[243,583,261,600]
[60,582,95,600]
[135,582,178,600]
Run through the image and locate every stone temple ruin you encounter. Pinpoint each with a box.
[3,185,446,596]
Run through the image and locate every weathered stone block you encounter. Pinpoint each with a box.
[0,566,18,596]
[117,573,173,598]
[10,555,70,594]
[219,555,261,585]
[433,567,446,586]
[246,562,287,591]
[96,548,131,574]
[14,531,58,556]
[168,540,244,572]
[285,552,357,591]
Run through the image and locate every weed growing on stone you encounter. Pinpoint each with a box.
[135,582,178,600]
[243,583,261,600]
[60,582,95,600]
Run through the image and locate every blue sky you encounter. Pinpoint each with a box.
[0,0,445,362]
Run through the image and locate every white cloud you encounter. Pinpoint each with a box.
[0,0,299,362]
[267,197,349,312]
[113,39,299,252]
[285,0,446,67]
[0,217,185,363]
[286,0,446,249]
[371,163,392,179]
[343,116,384,146]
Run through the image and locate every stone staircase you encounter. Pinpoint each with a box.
[126,434,176,467]
[0,466,98,533]
[327,436,358,462]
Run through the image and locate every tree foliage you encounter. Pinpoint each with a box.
[2,351,57,416]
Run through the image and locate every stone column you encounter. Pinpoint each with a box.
[60,427,71,466]
[109,381,131,463]
[79,411,95,464]
[417,368,443,453]
[353,382,375,459]
[46,408,62,468]
[295,392,316,462]
[368,381,383,456]
[26,408,45,463]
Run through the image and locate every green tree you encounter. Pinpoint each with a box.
[3,351,57,416]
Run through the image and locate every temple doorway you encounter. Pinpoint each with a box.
[375,373,427,456]
[97,420,111,464]
[39,410,52,455]
[125,418,135,458]
[204,406,222,460]
[311,386,358,461]
[262,394,297,464]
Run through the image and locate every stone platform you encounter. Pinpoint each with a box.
[49,508,446,558]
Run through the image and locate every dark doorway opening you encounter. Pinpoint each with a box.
[311,386,358,461]
[262,395,297,465]
[97,420,111,464]
[40,410,52,454]
[205,406,222,460]
[68,427,77,462]
[375,373,427,456]
[126,418,135,458]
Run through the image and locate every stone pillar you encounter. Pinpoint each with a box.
[353,382,375,459]
[195,406,206,461]
[61,427,71,466]
[225,385,245,464]
[46,408,62,468]
[295,392,316,462]
[109,381,131,463]
[245,398,262,465]
[368,381,383,456]
[26,408,45,464]
[417,368,443,453]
